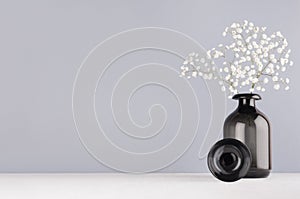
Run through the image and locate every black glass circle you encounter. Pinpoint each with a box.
[207,138,252,182]
[219,152,238,171]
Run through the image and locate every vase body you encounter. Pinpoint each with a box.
[223,93,271,178]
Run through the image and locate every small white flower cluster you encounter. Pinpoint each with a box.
[180,20,293,97]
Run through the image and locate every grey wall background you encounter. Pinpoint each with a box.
[0,0,299,172]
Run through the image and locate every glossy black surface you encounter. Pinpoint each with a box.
[224,93,271,178]
[207,138,252,182]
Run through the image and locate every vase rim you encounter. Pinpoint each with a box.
[232,93,261,100]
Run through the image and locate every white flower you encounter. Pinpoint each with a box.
[180,20,293,96]
[262,34,267,39]
[237,28,243,33]
[271,59,277,64]
[263,78,269,84]
[225,75,231,80]
[256,49,262,54]
[280,58,288,65]
[256,86,262,91]
[285,78,290,84]
[274,84,280,90]
[252,78,259,83]
[272,76,279,81]
[276,31,283,37]
[285,53,289,59]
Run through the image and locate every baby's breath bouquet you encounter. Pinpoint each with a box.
[180,20,293,98]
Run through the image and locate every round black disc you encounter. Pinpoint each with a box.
[207,138,252,182]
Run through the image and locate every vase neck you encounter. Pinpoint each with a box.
[238,98,256,108]
[232,93,261,109]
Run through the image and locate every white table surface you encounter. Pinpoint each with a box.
[0,173,299,199]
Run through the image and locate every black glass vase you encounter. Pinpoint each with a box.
[207,138,252,182]
[223,93,271,178]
